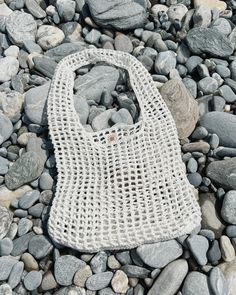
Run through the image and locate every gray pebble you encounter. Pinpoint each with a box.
[187,234,209,266]
[111,108,133,125]
[198,77,218,95]
[219,85,236,103]
[221,190,236,224]
[186,56,203,73]
[207,240,221,264]
[73,96,90,124]
[17,218,33,236]
[177,43,190,64]
[86,272,113,291]
[121,265,150,278]
[215,65,231,78]
[0,256,17,280]
[41,271,58,291]
[211,96,225,112]
[18,190,40,210]
[85,29,101,45]
[11,232,35,256]
[210,18,232,36]
[39,172,53,190]
[209,267,228,295]
[25,0,46,19]
[0,205,12,240]
[226,225,236,238]
[116,251,132,265]
[182,271,212,295]
[0,112,13,145]
[8,261,24,289]
[90,251,107,274]
[0,156,9,175]
[23,271,42,291]
[199,229,215,241]
[0,237,13,256]
[187,172,202,187]
[191,126,208,140]
[154,51,176,75]
[114,35,133,53]
[187,158,198,173]
[92,109,116,131]
[56,0,75,22]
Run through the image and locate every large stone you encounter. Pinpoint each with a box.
[186,28,234,58]
[6,11,37,47]
[24,83,50,126]
[0,56,19,83]
[219,258,236,295]
[148,259,188,295]
[160,80,199,139]
[5,151,45,190]
[194,0,227,12]
[199,193,225,239]
[74,65,120,102]
[206,158,236,190]
[0,205,12,240]
[36,25,65,50]
[200,112,236,148]
[86,0,147,30]
[182,271,212,295]
[0,91,24,120]
[221,191,236,225]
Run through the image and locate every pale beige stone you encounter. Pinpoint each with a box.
[220,236,236,262]
[219,258,236,295]
[73,265,92,288]
[0,91,24,120]
[17,132,36,146]
[194,0,227,12]
[151,4,168,16]
[111,270,129,294]
[0,185,32,208]
[107,255,121,270]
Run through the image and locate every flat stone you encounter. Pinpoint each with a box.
[121,265,150,278]
[56,0,75,22]
[86,0,147,30]
[24,82,50,126]
[219,258,236,295]
[111,270,129,294]
[4,45,19,58]
[25,0,46,18]
[186,28,233,58]
[85,29,101,45]
[0,156,9,175]
[154,51,176,75]
[11,232,35,256]
[186,234,209,266]
[198,77,218,95]
[206,158,236,190]
[0,56,19,83]
[54,255,86,286]
[33,56,57,79]
[23,271,42,291]
[36,25,65,50]
[114,35,133,53]
[0,256,17,281]
[74,65,120,103]
[74,265,92,288]
[160,80,199,139]
[182,271,211,295]
[194,0,227,12]
[0,3,13,16]
[41,271,58,291]
[209,267,229,295]
[92,109,116,131]
[0,237,13,256]
[221,191,236,225]
[111,108,133,125]
[199,193,225,239]
[220,236,236,262]
[148,259,188,295]
[0,91,24,120]
[5,151,45,190]
[86,272,113,291]
[18,190,40,209]
[0,205,12,240]
[200,112,236,148]
[6,11,37,47]
[0,112,13,145]
[28,235,53,259]
[21,253,39,271]
[8,261,24,289]
[17,218,33,236]
[45,43,85,62]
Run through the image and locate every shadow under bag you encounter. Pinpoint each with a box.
[47,48,202,252]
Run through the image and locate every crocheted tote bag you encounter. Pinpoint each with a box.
[47,48,202,252]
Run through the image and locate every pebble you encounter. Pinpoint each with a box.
[209,267,228,295]
[4,45,19,58]
[73,96,90,124]
[0,256,17,280]
[147,259,188,295]
[0,205,12,240]
[28,235,53,259]
[36,25,65,50]
[199,229,215,241]
[25,0,46,19]
[0,237,13,256]
[17,218,33,236]
[111,108,133,125]
[220,236,236,262]
[137,240,183,268]
[154,51,176,75]
[74,265,92,287]
[86,272,113,291]
[24,83,50,126]
[114,35,133,53]
[0,56,19,83]
[8,261,24,289]
[226,225,236,238]
[111,270,129,294]
[191,126,208,140]
[5,151,45,190]
[90,251,107,274]
[0,113,13,146]
[186,27,234,58]
[28,203,44,217]
[56,0,76,22]
[54,255,86,286]
[187,172,202,187]
[23,271,42,291]
[0,284,12,295]
[186,56,203,73]
[208,240,221,264]
[160,80,199,139]
[0,156,9,175]
[182,271,211,295]
[211,18,232,36]
[198,77,218,95]
[187,158,198,173]
[167,4,188,23]
[194,0,226,12]
[21,253,39,271]
[85,29,101,45]
[33,56,57,79]
[6,11,37,47]
[39,172,54,190]
[18,190,40,210]
[92,109,116,131]
[0,91,24,120]
[193,5,211,28]
[219,85,236,103]
[221,191,236,225]
[120,265,150,278]
[186,234,209,266]
[41,271,58,291]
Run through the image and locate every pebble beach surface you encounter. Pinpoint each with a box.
[0,0,236,294]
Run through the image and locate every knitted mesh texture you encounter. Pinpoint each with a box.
[47,49,202,252]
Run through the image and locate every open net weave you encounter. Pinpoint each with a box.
[47,48,202,253]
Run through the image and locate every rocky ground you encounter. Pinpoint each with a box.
[0,0,236,294]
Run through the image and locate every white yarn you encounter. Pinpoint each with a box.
[47,49,202,253]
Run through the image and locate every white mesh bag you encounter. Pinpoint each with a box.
[47,48,202,252]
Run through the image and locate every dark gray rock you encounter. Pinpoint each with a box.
[86,0,147,30]
[56,0,76,22]
[199,229,215,241]
[5,151,45,190]
[6,11,37,47]
[200,112,236,148]
[28,203,44,217]
[191,126,208,140]
[54,255,86,286]
[221,191,236,225]
[136,240,183,268]
[207,240,221,263]
[198,77,218,94]
[25,0,46,18]
[121,265,150,278]
[0,205,12,240]
[18,190,40,210]
[23,271,42,291]
[209,267,228,295]
[147,259,188,295]
[210,18,232,35]
[187,172,202,187]
[154,51,176,75]
[0,112,13,145]
[186,235,209,266]
[8,261,24,289]
[90,251,107,274]
[182,271,211,295]
[0,256,17,281]
[33,56,58,79]
[11,232,35,256]
[28,235,53,259]
[219,85,236,103]
[186,28,234,57]
[0,237,13,256]
[86,272,113,291]
[186,56,203,73]
[24,83,50,126]
[206,158,236,190]
[45,43,86,62]
[226,225,236,238]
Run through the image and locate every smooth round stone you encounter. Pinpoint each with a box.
[182,271,212,295]
[198,77,218,94]
[221,191,236,224]
[85,29,101,45]
[111,108,133,125]
[73,265,92,288]
[186,55,203,73]
[210,18,232,35]
[199,229,215,241]
[36,25,65,50]
[0,156,9,175]
[0,56,19,83]
[107,255,121,270]
[154,50,176,75]
[92,109,116,131]
[207,240,221,263]
[90,251,107,274]
[0,237,13,256]
[136,240,183,268]
[54,255,86,286]
[219,85,236,103]
[86,272,113,291]
[187,158,198,173]
[0,205,12,240]
[209,267,229,295]
[23,271,42,291]
[28,235,53,260]
[111,270,129,294]
[28,203,44,217]
[4,45,19,58]
[6,11,37,47]
[14,209,28,218]
[0,91,24,120]
[220,236,236,262]
[226,225,236,238]
[39,172,53,190]
[114,34,133,53]
[41,271,58,291]
[18,190,40,210]
[56,0,75,22]
[191,126,208,140]
[17,218,33,236]
[187,234,209,266]
[8,261,24,289]
[21,253,39,272]
[120,265,150,279]
[0,256,17,281]
[209,134,219,149]
[25,0,46,18]
[216,65,231,78]
[187,172,202,187]
[168,3,188,22]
